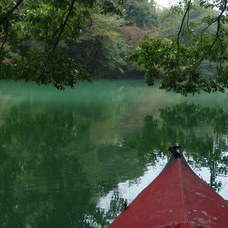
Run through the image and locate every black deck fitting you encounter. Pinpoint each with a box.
[122,200,128,211]
[169,144,181,159]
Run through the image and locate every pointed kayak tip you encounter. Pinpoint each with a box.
[169,143,181,159]
[109,145,228,228]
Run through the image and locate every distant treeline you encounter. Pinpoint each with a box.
[75,0,218,80]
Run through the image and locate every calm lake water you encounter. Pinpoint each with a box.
[0,80,227,228]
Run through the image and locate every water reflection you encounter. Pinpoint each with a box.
[0,103,144,227]
[128,103,228,192]
[0,81,227,227]
[98,103,228,224]
[0,109,97,227]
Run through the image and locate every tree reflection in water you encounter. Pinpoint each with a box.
[129,103,228,192]
[0,101,227,227]
[0,104,143,227]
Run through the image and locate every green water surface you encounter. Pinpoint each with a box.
[0,80,227,228]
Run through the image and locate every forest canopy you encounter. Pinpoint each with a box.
[0,0,227,94]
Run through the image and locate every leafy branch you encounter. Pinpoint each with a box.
[130,0,228,95]
[191,0,228,70]
[177,0,192,49]
[0,0,125,89]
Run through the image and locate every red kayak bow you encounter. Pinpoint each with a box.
[109,145,228,228]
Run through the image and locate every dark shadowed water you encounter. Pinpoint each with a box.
[0,80,227,228]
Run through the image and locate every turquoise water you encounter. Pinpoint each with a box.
[0,80,227,227]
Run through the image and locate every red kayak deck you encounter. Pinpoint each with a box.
[109,160,228,228]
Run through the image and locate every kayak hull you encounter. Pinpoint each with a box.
[109,158,228,228]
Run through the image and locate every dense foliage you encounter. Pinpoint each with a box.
[130,0,228,94]
[0,0,228,93]
[0,0,125,88]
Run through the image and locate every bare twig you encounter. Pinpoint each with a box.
[0,0,23,25]
[177,0,192,49]
[0,0,23,52]
[52,0,75,52]
[0,22,9,53]
[191,0,228,71]
[200,17,218,34]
